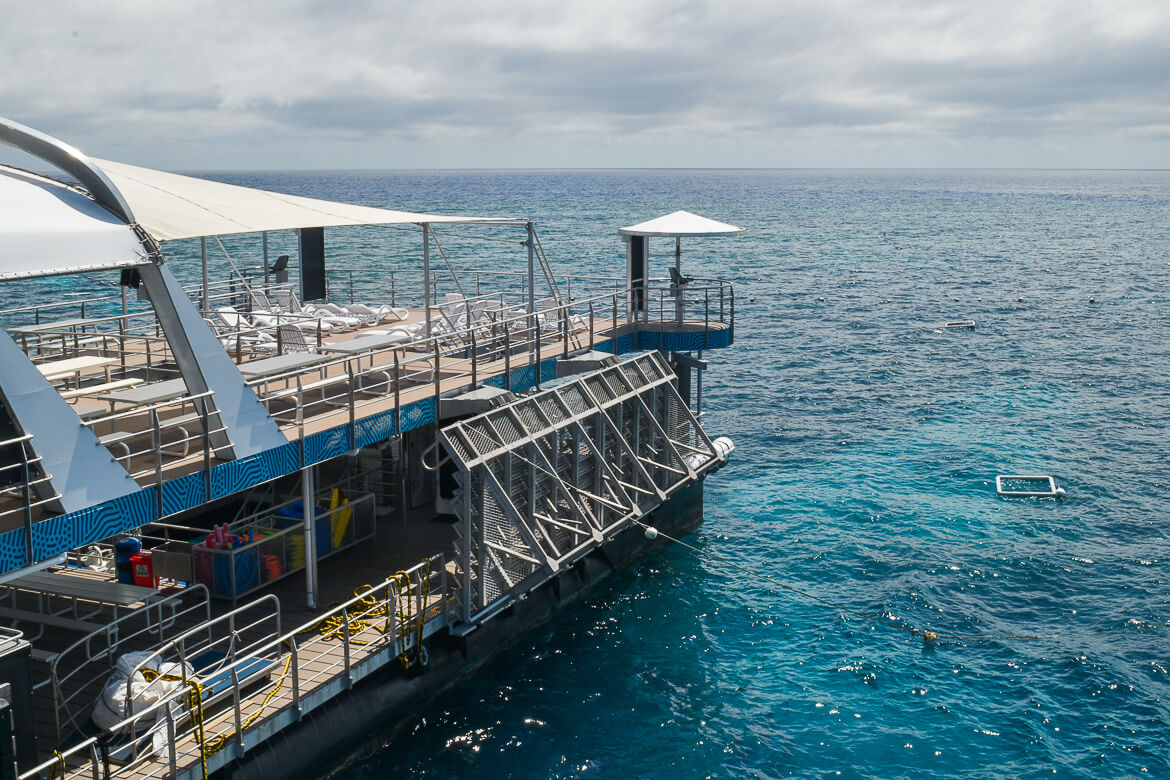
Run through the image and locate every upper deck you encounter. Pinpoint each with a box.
[0,267,733,575]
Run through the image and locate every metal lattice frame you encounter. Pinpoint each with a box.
[439,352,718,624]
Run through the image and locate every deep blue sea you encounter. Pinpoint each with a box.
[169,169,1170,778]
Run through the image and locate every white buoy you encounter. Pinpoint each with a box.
[644,526,658,541]
[1055,487,1067,499]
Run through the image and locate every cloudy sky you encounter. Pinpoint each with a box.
[2,0,1168,169]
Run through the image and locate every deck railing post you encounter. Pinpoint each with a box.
[503,327,511,390]
[20,440,32,565]
[201,404,212,498]
[165,702,178,777]
[392,353,401,434]
[152,409,163,517]
[349,270,355,304]
[291,640,302,716]
[589,301,595,347]
[704,289,710,335]
[342,610,353,686]
[471,331,478,387]
[390,271,396,307]
[729,286,735,344]
[231,665,245,752]
[562,306,569,358]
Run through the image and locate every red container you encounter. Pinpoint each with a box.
[130,551,157,587]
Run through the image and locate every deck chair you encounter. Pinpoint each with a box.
[274,289,361,331]
[344,302,409,324]
[276,324,316,354]
[204,316,277,357]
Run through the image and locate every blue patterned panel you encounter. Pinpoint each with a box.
[210,442,301,499]
[354,408,397,449]
[399,397,436,434]
[511,365,537,392]
[610,333,637,354]
[636,328,731,352]
[540,359,558,383]
[160,471,207,517]
[303,426,351,466]
[0,528,27,571]
[30,488,155,563]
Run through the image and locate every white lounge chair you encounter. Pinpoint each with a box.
[344,302,409,324]
[273,290,362,331]
[205,315,277,357]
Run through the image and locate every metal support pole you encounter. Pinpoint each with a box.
[262,232,269,293]
[423,224,432,344]
[526,221,536,361]
[200,237,209,313]
[675,237,683,323]
[303,465,318,609]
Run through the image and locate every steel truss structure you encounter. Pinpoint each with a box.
[439,352,719,624]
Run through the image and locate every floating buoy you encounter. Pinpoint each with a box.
[1055,487,1067,500]
[923,631,939,645]
[1089,298,1095,303]
[818,297,825,302]
[644,526,659,541]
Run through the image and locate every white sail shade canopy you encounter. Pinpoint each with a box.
[619,210,744,238]
[92,158,515,242]
[0,166,149,281]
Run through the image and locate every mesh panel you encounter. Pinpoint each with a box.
[486,411,524,444]
[513,402,546,435]
[445,352,713,621]
[584,376,612,403]
[558,385,592,415]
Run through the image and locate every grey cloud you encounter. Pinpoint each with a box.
[1,0,1167,167]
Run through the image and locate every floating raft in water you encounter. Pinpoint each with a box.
[944,320,976,329]
[996,474,1058,497]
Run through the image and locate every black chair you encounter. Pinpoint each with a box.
[668,266,693,288]
[269,255,290,284]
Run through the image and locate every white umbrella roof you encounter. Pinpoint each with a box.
[92,158,516,242]
[619,210,743,238]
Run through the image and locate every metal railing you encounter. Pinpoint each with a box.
[0,278,731,556]
[47,584,211,743]
[21,554,446,780]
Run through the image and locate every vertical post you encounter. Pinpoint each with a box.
[303,465,318,609]
[262,232,270,292]
[200,236,208,313]
[675,236,683,323]
[697,349,703,415]
[503,327,511,391]
[422,225,432,345]
[471,331,477,387]
[526,221,536,362]
[119,286,128,375]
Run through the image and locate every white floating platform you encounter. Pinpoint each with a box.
[996,474,1057,497]
[944,320,976,329]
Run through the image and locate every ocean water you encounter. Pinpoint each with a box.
[172,169,1170,778]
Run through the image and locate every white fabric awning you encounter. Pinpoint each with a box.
[619,210,744,238]
[92,158,515,242]
[0,167,149,281]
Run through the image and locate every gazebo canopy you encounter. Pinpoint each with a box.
[619,210,743,238]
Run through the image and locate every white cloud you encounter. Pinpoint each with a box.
[1,0,1167,168]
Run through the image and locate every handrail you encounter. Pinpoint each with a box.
[20,554,445,780]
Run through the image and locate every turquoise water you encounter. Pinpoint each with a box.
[173,170,1170,778]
